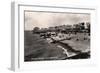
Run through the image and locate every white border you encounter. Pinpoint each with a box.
[11,2,97,71]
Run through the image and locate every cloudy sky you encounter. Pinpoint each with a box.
[24,11,90,30]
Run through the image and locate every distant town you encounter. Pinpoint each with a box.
[32,22,90,36]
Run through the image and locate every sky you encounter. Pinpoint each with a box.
[24,11,90,30]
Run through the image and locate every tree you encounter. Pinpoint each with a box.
[80,22,85,30]
[33,27,40,33]
[86,22,90,33]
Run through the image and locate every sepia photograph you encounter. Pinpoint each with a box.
[24,11,90,62]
